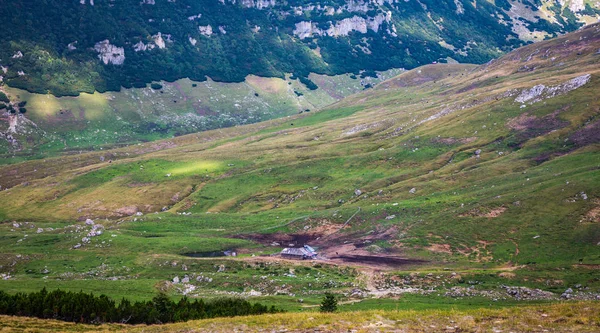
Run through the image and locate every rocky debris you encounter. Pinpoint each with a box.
[248,289,262,296]
[354,189,362,196]
[474,149,482,156]
[180,284,196,295]
[1,273,11,280]
[385,215,396,220]
[73,243,82,249]
[85,219,95,225]
[515,74,591,104]
[11,222,36,229]
[196,275,213,283]
[409,188,416,194]
[87,224,104,237]
[502,285,555,300]
[94,40,125,65]
[561,288,573,299]
[12,51,23,59]
[173,276,180,284]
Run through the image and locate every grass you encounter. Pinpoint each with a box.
[0,25,599,330]
[0,302,598,332]
[0,70,402,161]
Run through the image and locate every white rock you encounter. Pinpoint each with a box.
[199,25,213,36]
[94,40,125,65]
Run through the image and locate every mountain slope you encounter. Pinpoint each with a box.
[0,24,598,306]
[0,0,598,96]
[0,69,402,159]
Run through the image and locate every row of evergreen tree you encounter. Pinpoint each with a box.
[0,288,279,325]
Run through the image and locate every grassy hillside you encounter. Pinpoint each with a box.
[0,69,402,160]
[0,23,599,323]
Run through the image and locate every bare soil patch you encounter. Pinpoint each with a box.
[236,225,427,269]
[330,255,425,268]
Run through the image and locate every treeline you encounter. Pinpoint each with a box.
[0,288,279,324]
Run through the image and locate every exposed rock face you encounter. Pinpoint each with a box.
[154,32,167,49]
[239,0,277,9]
[454,0,464,14]
[294,12,391,39]
[94,40,125,65]
[559,0,585,12]
[515,74,591,104]
[199,25,213,36]
[133,32,170,52]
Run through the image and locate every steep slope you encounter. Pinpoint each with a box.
[0,24,598,305]
[0,0,598,96]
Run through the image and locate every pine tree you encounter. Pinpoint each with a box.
[319,292,337,313]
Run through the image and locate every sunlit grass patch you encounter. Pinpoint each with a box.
[167,160,223,176]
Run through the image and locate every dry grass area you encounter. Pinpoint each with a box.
[1,302,599,332]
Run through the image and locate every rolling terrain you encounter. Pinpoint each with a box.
[0,22,599,329]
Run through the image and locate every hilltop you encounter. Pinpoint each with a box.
[0,22,598,329]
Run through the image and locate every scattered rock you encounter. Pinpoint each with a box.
[409,188,416,194]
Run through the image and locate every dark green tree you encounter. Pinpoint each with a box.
[319,292,337,313]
